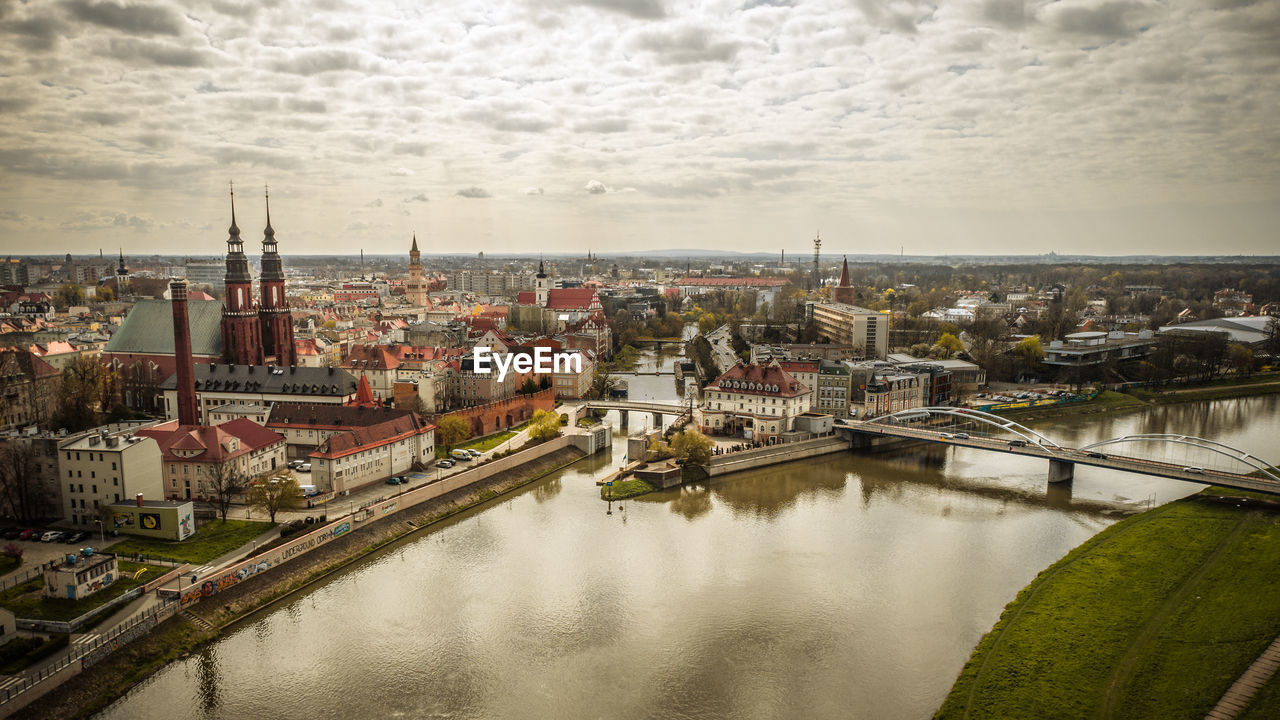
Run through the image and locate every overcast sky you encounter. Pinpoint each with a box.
[1,0,1277,258]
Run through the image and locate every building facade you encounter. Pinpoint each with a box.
[810,302,889,360]
[405,235,430,305]
[697,362,810,442]
[0,348,60,432]
[58,423,164,528]
[308,414,435,494]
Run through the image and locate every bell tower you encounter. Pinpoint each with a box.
[258,187,295,365]
[220,183,264,365]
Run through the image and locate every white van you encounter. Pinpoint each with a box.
[299,484,319,497]
[450,449,472,461]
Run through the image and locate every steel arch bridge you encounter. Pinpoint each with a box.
[838,407,1280,493]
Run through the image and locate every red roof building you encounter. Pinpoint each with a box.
[136,417,286,501]
[698,361,810,441]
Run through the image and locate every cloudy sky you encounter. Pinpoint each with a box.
[1,0,1277,258]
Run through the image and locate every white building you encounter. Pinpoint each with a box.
[58,423,164,528]
[697,361,810,442]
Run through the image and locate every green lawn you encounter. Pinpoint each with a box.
[992,390,1145,421]
[110,519,273,565]
[599,478,658,501]
[1128,373,1280,404]
[0,634,69,673]
[935,494,1280,720]
[438,422,531,458]
[0,555,21,575]
[0,561,165,622]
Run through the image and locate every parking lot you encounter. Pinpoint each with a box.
[0,527,123,578]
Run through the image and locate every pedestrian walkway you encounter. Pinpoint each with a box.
[1205,633,1280,719]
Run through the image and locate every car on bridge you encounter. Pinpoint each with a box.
[1008,439,1028,447]
[1182,466,1205,474]
[953,433,970,440]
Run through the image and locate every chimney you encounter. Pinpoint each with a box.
[170,279,199,426]
[136,492,144,507]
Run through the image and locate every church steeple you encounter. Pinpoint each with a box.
[227,182,241,249]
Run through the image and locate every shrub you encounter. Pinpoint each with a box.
[2,543,23,561]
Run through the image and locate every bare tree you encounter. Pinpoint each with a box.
[0,442,48,523]
[206,458,248,523]
[249,475,303,524]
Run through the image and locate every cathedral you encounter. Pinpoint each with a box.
[219,186,296,366]
[404,234,430,305]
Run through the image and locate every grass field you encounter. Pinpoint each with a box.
[110,519,273,565]
[935,491,1280,720]
[0,561,165,622]
[437,422,531,458]
[599,478,658,501]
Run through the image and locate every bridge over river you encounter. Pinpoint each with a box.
[837,407,1280,495]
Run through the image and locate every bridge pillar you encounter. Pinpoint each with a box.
[618,411,628,430]
[652,412,662,428]
[1048,459,1075,483]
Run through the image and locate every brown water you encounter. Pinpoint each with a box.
[96,390,1280,720]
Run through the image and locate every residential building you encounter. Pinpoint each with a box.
[809,302,889,360]
[105,498,195,540]
[308,413,435,494]
[0,348,60,432]
[673,276,789,306]
[815,360,852,418]
[863,373,924,418]
[895,362,954,407]
[136,418,286,502]
[697,361,810,442]
[184,260,224,290]
[159,364,359,424]
[457,351,517,406]
[0,431,67,521]
[44,551,119,600]
[58,423,164,527]
[550,349,595,399]
[777,359,819,411]
[266,402,425,460]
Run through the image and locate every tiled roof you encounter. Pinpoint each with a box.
[706,362,808,397]
[309,414,434,459]
[137,417,283,463]
[267,402,417,429]
[546,288,598,310]
[104,299,223,357]
[158,363,358,397]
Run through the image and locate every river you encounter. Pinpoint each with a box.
[96,353,1280,719]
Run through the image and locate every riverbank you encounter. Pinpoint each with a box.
[934,487,1280,720]
[993,376,1280,422]
[16,446,587,720]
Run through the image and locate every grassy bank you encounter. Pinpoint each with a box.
[600,477,658,500]
[110,519,273,564]
[0,561,164,622]
[1127,373,1280,405]
[991,390,1146,421]
[18,446,589,720]
[935,490,1280,720]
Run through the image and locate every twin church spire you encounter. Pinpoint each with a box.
[220,181,295,367]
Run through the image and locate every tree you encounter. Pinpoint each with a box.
[398,394,428,416]
[528,409,561,441]
[206,458,248,523]
[96,285,115,303]
[54,355,103,432]
[669,429,713,466]
[2,543,22,563]
[518,377,539,395]
[249,476,303,523]
[1012,336,1046,368]
[55,283,86,309]
[0,442,48,523]
[908,343,932,358]
[586,367,618,400]
[435,415,471,450]
[697,312,718,335]
[933,333,964,359]
[1226,343,1256,378]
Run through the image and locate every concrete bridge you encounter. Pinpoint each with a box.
[836,407,1280,495]
[576,399,691,430]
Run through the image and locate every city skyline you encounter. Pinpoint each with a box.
[1,0,1277,256]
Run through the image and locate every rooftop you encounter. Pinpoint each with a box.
[104,299,223,357]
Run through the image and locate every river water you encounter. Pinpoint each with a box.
[97,352,1280,719]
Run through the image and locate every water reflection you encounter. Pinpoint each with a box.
[195,647,221,714]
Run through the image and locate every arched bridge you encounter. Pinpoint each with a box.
[837,407,1280,494]
[577,399,691,430]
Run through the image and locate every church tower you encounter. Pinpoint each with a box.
[405,234,429,305]
[535,258,550,306]
[258,188,295,366]
[833,256,856,305]
[220,184,264,365]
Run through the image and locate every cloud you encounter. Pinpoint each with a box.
[0,13,65,52]
[404,193,429,203]
[269,48,384,76]
[575,0,666,19]
[456,186,492,198]
[573,117,630,133]
[1044,1,1157,39]
[523,186,545,195]
[366,198,384,207]
[626,24,753,64]
[100,37,213,67]
[64,0,187,37]
[390,168,414,176]
[60,210,157,232]
[584,179,611,194]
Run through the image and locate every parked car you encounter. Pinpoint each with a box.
[450,450,472,461]
[19,528,41,541]
[0,527,20,540]
[62,531,88,544]
[288,459,305,470]
[435,459,455,469]
[467,449,483,458]
[385,476,405,486]
[297,462,312,473]
[41,530,64,543]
